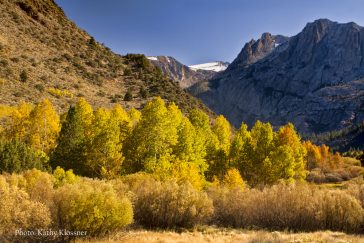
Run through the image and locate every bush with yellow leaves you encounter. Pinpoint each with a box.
[54,178,133,237]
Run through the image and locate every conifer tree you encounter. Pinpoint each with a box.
[50,98,93,176]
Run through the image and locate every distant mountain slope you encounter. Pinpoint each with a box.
[0,0,211,114]
[194,19,364,135]
[189,61,229,72]
[147,56,217,88]
[307,121,364,151]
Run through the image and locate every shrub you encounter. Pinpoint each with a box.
[317,190,363,233]
[123,68,132,76]
[52,166,78,188]
[47,88,74,98]
[34,84,45,92]
[54,178,133,237]
[20,70,28,83]
[208,182,363,233]
[124,89,133,101]
[139,86,148,98]
[0,176,51,241]
[132,179,213,228]
[20,169,55,206]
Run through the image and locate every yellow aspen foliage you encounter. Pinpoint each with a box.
[3,102,32,141]
[75,97,94,135]
[123,97,178,174]
[112,104,132,141]
[26,99,60,153]
[170,160,206,190]
[85,108,124,179]
[273,123,307,181]
[212,115,232,154]
[173,117,207,174]
[223,168,246,190]
[230,123,252,177]
[207,115,232,179]
[303,141,343,171]
[128,107,141,127]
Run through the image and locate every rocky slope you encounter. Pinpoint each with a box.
[147,56,217,88]
[0,0,211,114]
[194,19,364,134]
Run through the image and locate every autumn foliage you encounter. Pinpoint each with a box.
[1,97,363,239]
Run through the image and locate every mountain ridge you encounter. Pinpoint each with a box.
[193,19,364,135]
[0,0,212,115]
[147,55,219,88]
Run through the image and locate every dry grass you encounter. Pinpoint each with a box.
[77,228,364,243]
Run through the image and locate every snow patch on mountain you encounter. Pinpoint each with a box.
[147,56,158,61]
[189,62,229,72]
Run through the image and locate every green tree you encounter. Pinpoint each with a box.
[0,140,49,173]
[50,98,93,176]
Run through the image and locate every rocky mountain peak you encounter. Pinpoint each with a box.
[227,32,289,71]
[194,19,364,134]
[147,56,217,89]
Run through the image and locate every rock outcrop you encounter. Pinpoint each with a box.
[194,19,364,134]
[147,56,217,89]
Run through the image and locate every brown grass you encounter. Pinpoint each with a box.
[77,228,364,243]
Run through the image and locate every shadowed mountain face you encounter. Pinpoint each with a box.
[194,19,364,134]
[147,56,219,89]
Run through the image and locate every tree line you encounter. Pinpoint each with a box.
[0,97,345,186]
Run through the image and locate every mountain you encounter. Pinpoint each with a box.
[308,121,364,151]
[193,19,364,134]
[147,56,217,88]
[189,61,230,72]
[0,0,211,114]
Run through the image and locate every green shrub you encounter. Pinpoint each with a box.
[20,70,28,83]
[139,86,148,98]
[123,68,132,76]
[54,178,133,237]
[132,178,213,228]
[124,89,133,101]
[34,83,45,92]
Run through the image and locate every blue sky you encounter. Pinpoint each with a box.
[55,0,364,65]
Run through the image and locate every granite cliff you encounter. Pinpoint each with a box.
[194,19,364,134]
